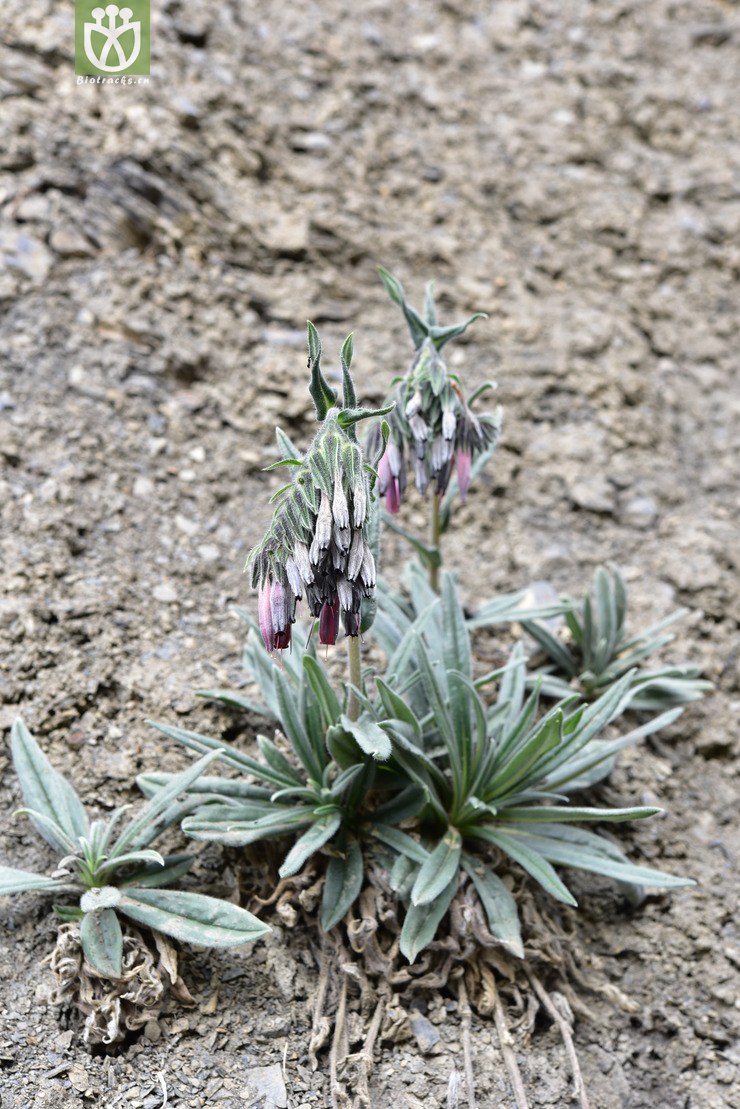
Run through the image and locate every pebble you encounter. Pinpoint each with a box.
[569,476,615,514]
[176,514,199,537]
[133,476,155,497]
[241,1064,288,1108]
[197,543,220,562]
[153,583,178,603]
[409,1014,440,1053]
[622,494,658,529]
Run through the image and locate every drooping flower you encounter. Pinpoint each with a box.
[248,326,389,653]
[368,268,502,510]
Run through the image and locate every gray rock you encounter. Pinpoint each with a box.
[241,1063,288,1108]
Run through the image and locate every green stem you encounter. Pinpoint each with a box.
[429,493,441,592]
[347,636,362,722]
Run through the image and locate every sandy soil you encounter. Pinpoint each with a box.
[1,0,739,1106]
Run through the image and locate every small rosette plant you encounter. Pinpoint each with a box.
[2,721,270,979]
[248,325,392,650]
[368,267,502,512]
[516,565,712,709]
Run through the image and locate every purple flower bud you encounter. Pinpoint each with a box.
[258,582,274,651]
[385,478,401,514]
[343,609,361,637]
[456,449,472,502]
[377,449,391,493]
[442,408,456,441]
[319,596,340,646]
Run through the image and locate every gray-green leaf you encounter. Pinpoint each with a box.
[11,719,89,852]
[119,888,271,947]
[320,841,363,931]
[80,907,123,977]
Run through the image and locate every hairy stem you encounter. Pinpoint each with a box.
[429,493,441,592]
[347,636,362,722]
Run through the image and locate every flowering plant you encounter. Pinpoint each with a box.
[248,325,391,651]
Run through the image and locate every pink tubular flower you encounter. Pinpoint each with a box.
[378,448,401,513]
[456,449,472,503]
[319,596,340,646]
[258,582,274,651]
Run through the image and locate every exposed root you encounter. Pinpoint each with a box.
[258,855,631,1107]
[45,923,194,1047]
[525,969,591,1109]
[329,972,349,1109]
[482,963,530,1109]
[454,972,478,1109]
[309,945,333,1070]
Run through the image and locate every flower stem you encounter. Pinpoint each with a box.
[347,636,362,722]
[429,493,441,593]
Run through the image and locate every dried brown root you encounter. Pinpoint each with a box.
[329,972,349,1109]
[525,969,591,1109]
[454,972,478,1109]
[482,963,530,1109]
[45,922,193,1048]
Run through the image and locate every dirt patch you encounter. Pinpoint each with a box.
[1,0,739,1106]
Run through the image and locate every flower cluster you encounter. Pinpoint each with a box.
[248,327,388,653]
[369,269,502,512]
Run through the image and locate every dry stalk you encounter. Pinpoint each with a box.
[483,963,530,1109]
[525,969,592,1109]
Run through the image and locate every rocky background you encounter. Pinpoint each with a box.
[1,0,739,1106]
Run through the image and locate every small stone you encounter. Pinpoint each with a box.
[175,514,199,537]
[49,225,95,258]
[153,583,178,603]
[67,1065,89,1092]
[143,1019,161,1042]
[409,1014,440,1053]
[188,445,206,463]
[197,544,220,562]
[569,477,615,514]
[133,476,155,497]
[241,1064,287,1108]
[179,468,196,482]
[0,230,53,281]
[622,495,658,529]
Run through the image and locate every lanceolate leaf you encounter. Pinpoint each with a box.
[400,874,458,963]
[80,908,123,977]
[462,856,524,958]
[501,824,695,889]
[472,826,577,907]
[279,812,342,878]
[194,688,272,717]
[411,829,462,907]
[120,854,194,888]
[113,749,224,854]
[119,888,271,947]
[0,865,72,896]
[11,719,89,853]
[321,841,364,931]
